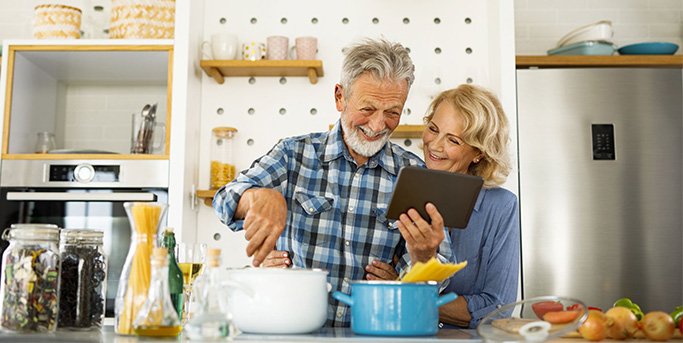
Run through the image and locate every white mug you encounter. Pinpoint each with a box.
[290,37,317,60]
[242,41,266,61]
[201,33,238,60]
[267,36,289,60]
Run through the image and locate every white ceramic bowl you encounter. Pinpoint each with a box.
[556,20,613,48]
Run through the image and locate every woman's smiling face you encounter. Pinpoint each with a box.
[422,101,482,174]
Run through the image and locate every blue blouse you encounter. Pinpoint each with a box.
[441,187,520,329]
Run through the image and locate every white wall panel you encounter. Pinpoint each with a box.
[193,0,515,267]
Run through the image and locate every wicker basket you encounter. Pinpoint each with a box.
[109,0,175,39]
[34,4,82,39]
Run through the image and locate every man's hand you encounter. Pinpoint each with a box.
[396,202,445,264]
[241,188,287,266]
[365,259,399,281]
[261,250,291,268]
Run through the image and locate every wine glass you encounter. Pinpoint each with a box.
[176,243,207,324]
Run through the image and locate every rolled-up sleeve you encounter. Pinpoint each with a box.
[212,140,290,231]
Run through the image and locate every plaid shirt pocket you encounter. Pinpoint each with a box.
[294,191,334,215]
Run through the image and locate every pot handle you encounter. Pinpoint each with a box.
[436,292,458,307]
[332,291,353,306]
[221,280,255,298]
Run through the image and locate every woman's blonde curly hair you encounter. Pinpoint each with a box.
[424,84,512,188]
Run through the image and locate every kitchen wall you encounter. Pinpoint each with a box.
[515,0,683,55]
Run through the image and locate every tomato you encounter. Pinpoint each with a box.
[544,310,580,324]
[532,301,564,319]
[567,304,584,311]
[588,306,603,312]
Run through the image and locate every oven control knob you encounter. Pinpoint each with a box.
[74,164,95,183]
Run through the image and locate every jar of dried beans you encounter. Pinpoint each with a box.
[0,224,61,333]
[58,229,107,330]
[210,127,237,189]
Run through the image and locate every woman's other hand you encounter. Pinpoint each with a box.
[261,250,291,268]
[397,202,445,264]
[365,259,399,280]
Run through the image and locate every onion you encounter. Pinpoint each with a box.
[605,306,639,340]
[579,309,609,341]
[641,311,675,341]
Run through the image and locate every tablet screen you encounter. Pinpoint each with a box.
[386,166,484,229]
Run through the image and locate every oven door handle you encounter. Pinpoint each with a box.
[6,192,157,202]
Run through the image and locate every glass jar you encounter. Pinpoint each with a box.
[35,132,56,154]
[0,224,61,333]
[210,127,237,189]
[115,202,169,335]
[58,229,107,330]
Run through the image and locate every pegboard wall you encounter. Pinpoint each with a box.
[195,0,501,267]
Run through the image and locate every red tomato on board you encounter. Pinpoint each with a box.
[532,301,565,319]
[567,304,583,311]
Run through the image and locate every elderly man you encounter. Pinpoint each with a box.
[213,37,454,327]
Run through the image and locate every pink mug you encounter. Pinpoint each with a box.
[267,36,289,60]
[291,36,317,60]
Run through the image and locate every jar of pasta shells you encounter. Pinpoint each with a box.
[210,127,237,189]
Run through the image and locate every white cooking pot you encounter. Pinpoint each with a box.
[223,268,330,334]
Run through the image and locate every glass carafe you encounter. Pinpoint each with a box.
[132,247,182,338]
[115,202,168,335]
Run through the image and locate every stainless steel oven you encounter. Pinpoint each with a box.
[0,159,169,317]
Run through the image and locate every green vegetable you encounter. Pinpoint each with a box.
[671,305,683,328]
[613,298,644,321]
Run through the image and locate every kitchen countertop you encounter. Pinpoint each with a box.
[0,326,678,343]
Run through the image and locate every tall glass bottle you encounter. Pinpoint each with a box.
[186,248,236,340]
[132,247,182,338]
[115,202,168,335]
[160,227,183,319]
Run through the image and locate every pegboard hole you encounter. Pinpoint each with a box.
[466,47,473,54]
[342,17,349,24]
[403,18,410,24]
[310,108,317,115]
[93,5,103,11]
[219,18,226,24]
[217,108,224,115]
[466,78,473,84]
[372,18,379,24]
[465,17,472,24]
[434,47,442,54]
[404,139,412,147]
[281,18,288,24]
[248,108,255,115]
[434,18,441,24]
[213,233,221,241]
[403,108,412,116]
[434,78,442,85]
[405,47,411,53]
[250,18,258,24]
[311,17,319,24]
[279,77,287,85]
[341,47,348,54]
[279,108,287,115]
[248,77,256,84]
[247,139,255,146]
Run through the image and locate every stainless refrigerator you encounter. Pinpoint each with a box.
[516,67,682,312]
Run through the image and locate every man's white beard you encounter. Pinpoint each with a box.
[341,114,391,157]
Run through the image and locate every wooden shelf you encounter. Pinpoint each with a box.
[200,60,324,84]
[517,55,683,69]
[328,124,425,138]
[197,189,218,207]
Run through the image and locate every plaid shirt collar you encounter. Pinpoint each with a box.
[321,120,401,176]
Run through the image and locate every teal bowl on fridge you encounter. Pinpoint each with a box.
[618,42,679,55]
[547,41,617,55]
[332,281,458,336]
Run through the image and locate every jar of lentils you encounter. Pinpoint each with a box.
[0,224,60,333]
[58,229,107,330]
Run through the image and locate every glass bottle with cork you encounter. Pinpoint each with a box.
[210,127,237,189]
[132,247,182,338]
[159,227,183,319]
[186,248,236,340]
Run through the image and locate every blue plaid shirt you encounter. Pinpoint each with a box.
[213,121,455,327]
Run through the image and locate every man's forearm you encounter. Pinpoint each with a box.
[233,188,256,220]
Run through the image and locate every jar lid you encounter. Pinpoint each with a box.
[60,228,104,243]
[3,224,60,242]
[212,127,238,139]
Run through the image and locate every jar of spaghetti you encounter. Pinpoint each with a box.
[0,224,61,333]
[210,127,237,189]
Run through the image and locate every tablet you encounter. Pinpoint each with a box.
[386,166,484,229]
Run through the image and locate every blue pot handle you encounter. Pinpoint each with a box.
[332,291,354,307]
[436,292,458,307]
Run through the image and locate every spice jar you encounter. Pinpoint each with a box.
[58,229,107,330]
[0,224,60,333]
[210,127,237,189]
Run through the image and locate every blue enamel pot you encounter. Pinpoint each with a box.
[332,281,458,336]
